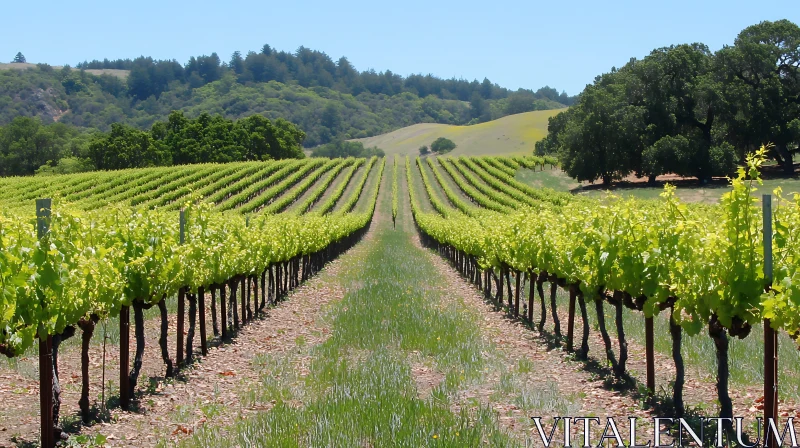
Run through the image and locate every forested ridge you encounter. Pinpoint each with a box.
[0,43,573,176]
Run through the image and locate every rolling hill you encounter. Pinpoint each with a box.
[352,109,564,156]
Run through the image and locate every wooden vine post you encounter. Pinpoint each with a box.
[763,194,778,448]
[177,210,186,367]
[36,199,55,448]
[645,316,655,395]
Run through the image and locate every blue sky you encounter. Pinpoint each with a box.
[1,0,797,95]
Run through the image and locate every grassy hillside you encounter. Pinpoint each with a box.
[352,109,564,156]
[1,54,571,149]
[0,65,475,145]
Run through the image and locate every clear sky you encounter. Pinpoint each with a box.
[1,0,797,95]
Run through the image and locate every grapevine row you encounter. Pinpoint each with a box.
[293,158,357,215]
[438,158,515,212]
[260,159,344,214]
[425,157,479,216]
[392,155,398,226]
[408,150,800,425]
[334,157,379,214]
[0,158,386,439]
[313,159,366,215]
[415,157,456,218]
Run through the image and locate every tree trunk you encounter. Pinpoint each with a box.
[549,280,560,337]
[505,269,513,308]
[246,277,252,321]
[119,306,130,410]
[157,299,174,378]
[240,277,246,325]
[272,265,277,304]
[210,286,219,337]
[260,270,266,310]
[577,290,590,359]
[567,286,577,351]
[51,325,74,437]
[709,316,733,430]
[614,298,627,378]
[537,274,546,332]
[594,297,619,373]
[129,301,145,400]
[220,285,228,339]
[52,333,63,436]
[527,272,536,323]
[290,259,296,289]
[670,307,684,418]
[186,293,197,364]
[775,143,795,174]
[231,278,239,330]
[494,270,503,304]
[283,262,289,295]
[198,287,207,356]
[78,317,97,423]
[514,272,521,317]
[275,264,281,300]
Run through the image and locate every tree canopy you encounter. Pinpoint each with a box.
[0,117,87,176]
[431,137,456,154]
[539,19,799,183]
[86,111,304,171]
[12,52,26,63]
[716,19,800,173]
[75,49,574,108]
[310,139,384,158]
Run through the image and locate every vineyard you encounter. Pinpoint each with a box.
[2,151,800,446]
[0,157,385,446]
[406,149,800,436]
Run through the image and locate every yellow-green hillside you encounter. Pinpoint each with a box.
[353,109,565,156]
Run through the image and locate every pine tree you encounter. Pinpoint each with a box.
[12,52,26,63]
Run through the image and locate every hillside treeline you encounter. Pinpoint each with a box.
[0,112,305,176]
[0,44,572,158]
[537,19,800,184]
[77,45,574,107]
